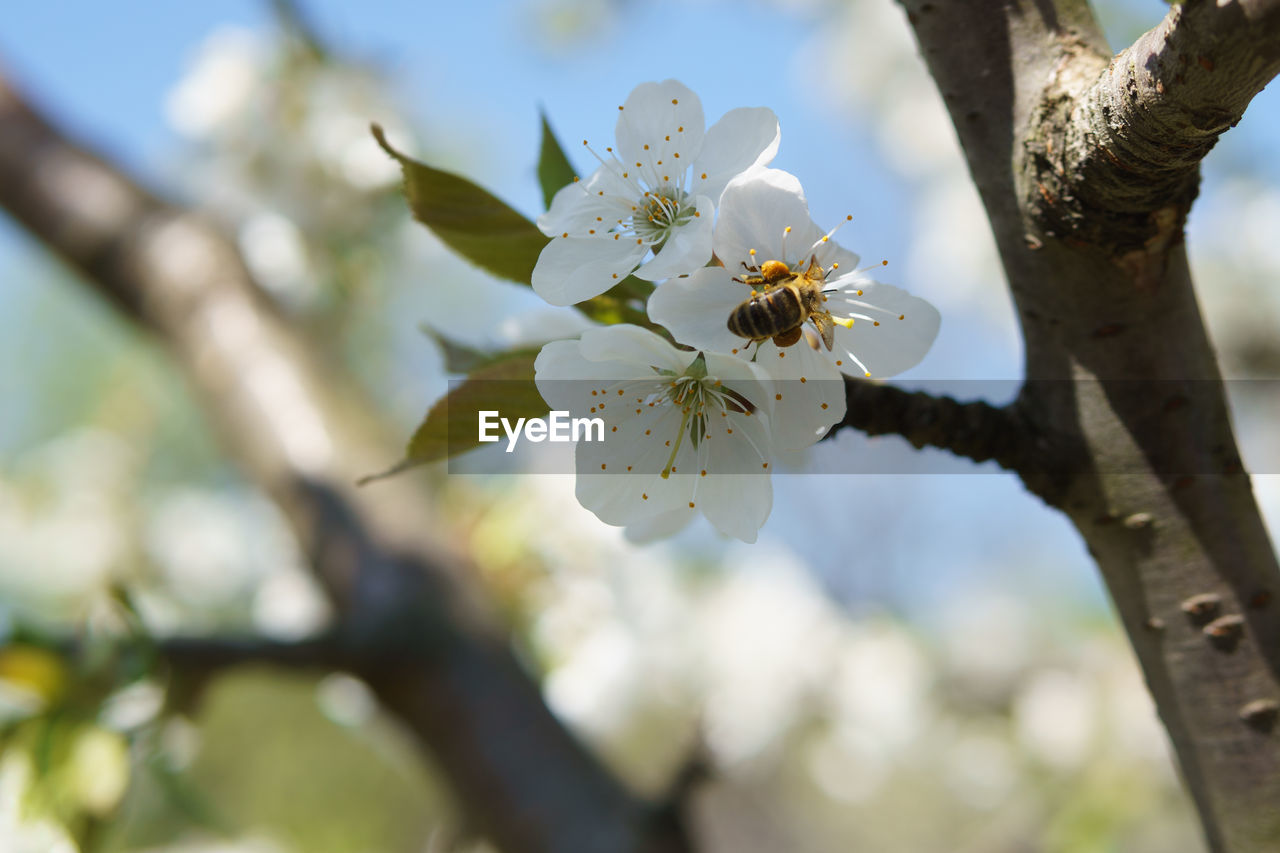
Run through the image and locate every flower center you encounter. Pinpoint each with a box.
[652,355,748,478]
[632,188,695,248]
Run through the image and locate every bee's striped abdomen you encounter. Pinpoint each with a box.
[727,285,804,341]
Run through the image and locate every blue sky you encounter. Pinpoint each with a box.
[5,1,1276,614]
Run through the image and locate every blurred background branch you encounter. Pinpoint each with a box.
[0,66,689,853]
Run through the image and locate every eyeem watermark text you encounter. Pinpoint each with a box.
[478,410,604,452]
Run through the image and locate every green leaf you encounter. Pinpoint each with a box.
[372,124,661,334]
[537,112,578,210]
[359,353,548,483]
[418,325,542,375]
[372,124,548,285]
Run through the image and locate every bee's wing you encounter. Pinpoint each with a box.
[811,313,836,350]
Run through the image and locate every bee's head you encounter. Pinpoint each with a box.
[759,259,791,283]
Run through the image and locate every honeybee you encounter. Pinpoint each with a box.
[727,256,838,350]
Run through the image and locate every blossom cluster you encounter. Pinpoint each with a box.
[532,80,940,543]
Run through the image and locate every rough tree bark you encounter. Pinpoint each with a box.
[0,69,689,853]
[871,0,1280,849]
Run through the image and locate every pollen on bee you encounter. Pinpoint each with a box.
[821,403,829,410]
[591,390,597,396]
[899,314,905,320]
[672,98,679,104]
[644,144,650,150]
[589,229,596,234]
[618,105,624,110]
[677,125,684,131]
[694,211,700,217]
[865,371,872,377]
[778,352,785,358]
[874,321,880,326]
[635,408,641,414]
[836,360,843,366]
[627,465,632,471]
[688,501,695,508]
[674,152,680,158]
[601,463,607,470]
[700,172,707,180]
[800,377,807,383]
[644,429,651,435]
[643,493,648,500]
[832,263,840,270]
[846,215,853,221]
[665,440,671,446]
[700,470,707,476]
[562,232,569,238]
[856,290,863,296]
[612,273,618,279]
[636,238,642,244]
[762,463,769,469]
[785,226,792,234]
[665,135,671,141]
[663,176,669,181]
[590,406,596,413]
[731,348,739,354]
[727,428,734,434]
[775,393,782,401]
[611,426,618,432]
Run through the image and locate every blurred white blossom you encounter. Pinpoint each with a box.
[166,27,267,140]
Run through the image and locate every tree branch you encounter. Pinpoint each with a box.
[1029,0,1280,257]
[832,379,1029,471]
[898,2,1280,849]
[0,67,689,853]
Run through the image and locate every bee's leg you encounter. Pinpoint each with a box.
[772,327,803,348]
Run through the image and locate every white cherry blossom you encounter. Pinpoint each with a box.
[648,168,940,448]
[534,325,778,542]
[532,80,780,306]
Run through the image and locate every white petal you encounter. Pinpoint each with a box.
[696,107,781,201]
[701,353,775,416]
[813,242,862,277]
[634,194,714,281]
[647,267,747,354]
[576,403,696,525]
[695,404,773,543]
[624,509,694,543]
[532,235,646,306]
[578,324,690,372]
[534,339,656,412]
[714,168,823,268]
[827,282,941,378]
[537,164,634,236]
[755,338,846,450]
[615,80,705,176]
